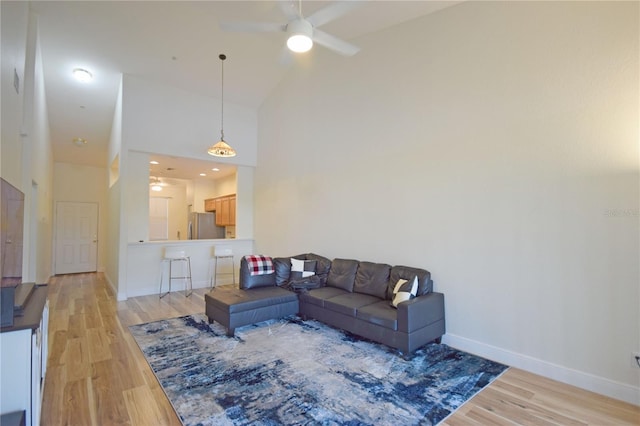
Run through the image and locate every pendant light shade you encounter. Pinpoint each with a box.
[208,54,237,158]
[208,140,236,157]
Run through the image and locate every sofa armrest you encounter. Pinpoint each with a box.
[239,257,276,289]
[397,292,445,333]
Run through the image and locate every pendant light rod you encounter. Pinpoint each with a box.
[208,53,236,157]
[219,53,225,141]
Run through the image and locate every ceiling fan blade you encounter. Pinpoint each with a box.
[312,29,360,56]
[219,21,285,33]
[306,1,362,28]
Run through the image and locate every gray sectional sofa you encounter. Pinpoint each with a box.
[205,253,445,355]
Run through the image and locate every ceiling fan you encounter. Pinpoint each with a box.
[149,176,170,192]
[220,0,361,57]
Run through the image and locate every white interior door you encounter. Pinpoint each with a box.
[55,202,98,274]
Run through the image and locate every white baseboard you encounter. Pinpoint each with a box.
[120,279,212,300]
[442,333,640,406]
[103,272,125,301]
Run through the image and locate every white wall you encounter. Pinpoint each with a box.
[191,175,237,214]
[113,74,257,298]
[122,74,257,166]
[1,3,54,284]
[1,1,28,186]
[256,2,639,404]
[25,16,54,284]
[212,174,236,198]
[126,151,151,243]
[236,165,254,240]
[53,163,108,272]
[105,77,123,294]
[192,179,215,213]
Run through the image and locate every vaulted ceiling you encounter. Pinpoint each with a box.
[31,1,459,175]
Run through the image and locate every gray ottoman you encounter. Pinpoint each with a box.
[205,285,299,337]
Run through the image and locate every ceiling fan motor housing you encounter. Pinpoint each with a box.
[286,19,313,52]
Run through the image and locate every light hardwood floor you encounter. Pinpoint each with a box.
[41,273,639,425]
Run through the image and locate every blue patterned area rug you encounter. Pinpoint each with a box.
[129,314,508,426]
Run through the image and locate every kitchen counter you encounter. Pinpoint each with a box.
[128,237,247,245]
[122,238,255,300]
[0,285,48,333]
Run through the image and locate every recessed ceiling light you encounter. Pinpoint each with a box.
[72,137,87,147]
[199,173,206,176]
[212,168,220,172]
[73,68,93,83]
[150,161,159,165]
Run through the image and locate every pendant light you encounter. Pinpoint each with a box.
[208,54,237,157]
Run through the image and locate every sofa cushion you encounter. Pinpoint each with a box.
[300,287,347,308]
[388,265,432,298]
[324,293,381,317]
[353,262,390,299]
[305,253,331,284]
[356,301,398,331]
[391,276,418,308]
[275,254,332,286]
[326,258,359,292]
[206,286,297,314]
[290,258,316,280]
[273,257,292,286]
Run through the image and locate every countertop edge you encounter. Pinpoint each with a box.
[0,285,48,333]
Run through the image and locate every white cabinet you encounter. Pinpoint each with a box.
[0,286,48,426]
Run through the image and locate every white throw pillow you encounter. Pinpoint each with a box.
[391,276,418,308]
[290,258,315,279]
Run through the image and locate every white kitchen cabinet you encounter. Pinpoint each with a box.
[0,286,48,426]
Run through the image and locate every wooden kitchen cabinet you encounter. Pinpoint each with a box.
[218,197,229,226]
[229,195,236,226]
[215,198,223,225]
[204,198,216,212]
[206,194,236,226]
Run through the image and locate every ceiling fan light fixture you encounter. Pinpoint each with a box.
[72,137,87,147]
[286,19,313,53]
[150,177,163,192]
[287,34,313,53]
[208,54,237,158]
